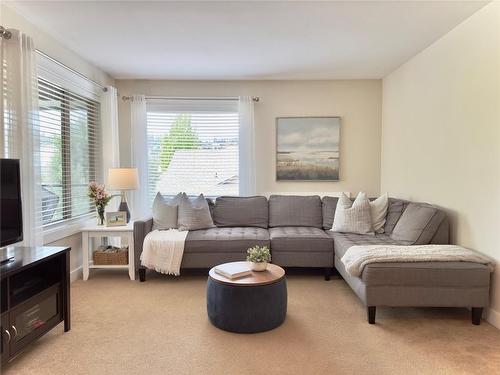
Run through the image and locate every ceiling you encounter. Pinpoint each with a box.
[6,1,488,80]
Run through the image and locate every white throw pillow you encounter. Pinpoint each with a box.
[331,192,373,234]
[152,192,183,230]
[369,193,389,234]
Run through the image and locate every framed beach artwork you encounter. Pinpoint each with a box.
[276,117,340,181]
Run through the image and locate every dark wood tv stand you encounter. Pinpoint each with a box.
[1,246,70,365]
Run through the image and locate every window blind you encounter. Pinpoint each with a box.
[37,78,100,226]
[146,99,239,200]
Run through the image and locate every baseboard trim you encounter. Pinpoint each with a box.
[70,266,83,283]
[486,307,500,329]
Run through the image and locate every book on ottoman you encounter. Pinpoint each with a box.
[214,263,252,279]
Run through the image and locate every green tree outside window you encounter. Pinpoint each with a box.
[159,114,200,171]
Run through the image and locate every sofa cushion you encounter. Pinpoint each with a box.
[268,195,322,228]
[331,192,373,235]
[323,195,388,231]
[418,209,447,244]
[328,231,402,259]
[390,203,446,245]
[369,193,389,234]
[361,261,490,288]
[213,196,268,228]
[429,217,450,244]
[152,192,182,230]
[185,227,270,254]
[270,227,333,253]
[383,198,407,234]
[178,194,215,231]
[322,196,339,230]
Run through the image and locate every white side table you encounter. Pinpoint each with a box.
[81,222,135,280]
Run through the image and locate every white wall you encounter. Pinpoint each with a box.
[2,4,115,279]
[381,2,500,327]
[116,79,382,196]
[1,4,114,87]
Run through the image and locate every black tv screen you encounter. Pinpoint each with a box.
[1,159,23,247]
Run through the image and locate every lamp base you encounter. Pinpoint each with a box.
[119,200,131,223]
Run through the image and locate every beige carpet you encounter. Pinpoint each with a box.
[4,271,500,375]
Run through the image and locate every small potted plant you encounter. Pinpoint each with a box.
[246,245,271,272]
[88,182,112,225]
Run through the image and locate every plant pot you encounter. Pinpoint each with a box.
[251,261,268,272]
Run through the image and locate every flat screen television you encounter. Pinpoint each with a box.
[1,159,23,247]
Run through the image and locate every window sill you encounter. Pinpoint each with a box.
[43,216,95,244]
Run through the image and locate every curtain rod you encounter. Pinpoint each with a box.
[35,50,108,92]
[122,95,260,102]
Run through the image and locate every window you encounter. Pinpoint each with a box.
[146,99,239,200]
[37,78,100,226]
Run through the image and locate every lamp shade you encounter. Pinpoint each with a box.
[107,168,139,190]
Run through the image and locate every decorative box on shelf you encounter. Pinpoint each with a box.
[92,246,129,265]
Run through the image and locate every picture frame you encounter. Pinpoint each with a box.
[276,116,341,181]
[106,211,127,227]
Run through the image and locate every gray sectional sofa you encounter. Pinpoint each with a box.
[133,195,490,325]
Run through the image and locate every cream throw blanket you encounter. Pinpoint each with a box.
[140,229,188,276]
[341,244,495,277]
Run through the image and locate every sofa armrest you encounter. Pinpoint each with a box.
[134,218,153,272]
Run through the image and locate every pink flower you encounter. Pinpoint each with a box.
[88,182,110,207]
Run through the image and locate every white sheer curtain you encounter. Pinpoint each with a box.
[129,95,149,219]
[0,29,43,246]
[238,96,256,196]
[100,86,121,246]
[101,86,120,182]
[100,86,121,211]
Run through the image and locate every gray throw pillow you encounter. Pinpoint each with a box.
[178,193,215,231]
[152,192,182,230]
[390,203,440,244]
[331,192,373,234]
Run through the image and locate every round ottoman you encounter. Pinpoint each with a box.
[207,262,287,333]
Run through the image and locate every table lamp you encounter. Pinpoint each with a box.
[107,168,139,223]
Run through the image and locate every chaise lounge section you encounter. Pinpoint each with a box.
[329,198,490,324]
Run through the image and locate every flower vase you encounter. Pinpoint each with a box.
[96,207,105,226]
